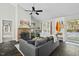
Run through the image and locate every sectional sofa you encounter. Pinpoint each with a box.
[19,36,59,56]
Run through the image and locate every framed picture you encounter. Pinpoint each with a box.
[2,20,12,34]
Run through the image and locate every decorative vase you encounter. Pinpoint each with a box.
[56,20,61,33]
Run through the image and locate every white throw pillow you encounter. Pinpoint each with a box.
[52,35,57,42]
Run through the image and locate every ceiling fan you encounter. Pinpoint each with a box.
[25,6,43,15]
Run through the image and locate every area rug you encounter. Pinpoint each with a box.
[0,40,22,56]
[15,44,24,56]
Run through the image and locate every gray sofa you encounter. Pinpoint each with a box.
[19,39,59,56]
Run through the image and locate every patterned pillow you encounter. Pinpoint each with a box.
[35,38,47,47]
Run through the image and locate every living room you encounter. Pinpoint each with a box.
[0,3,79,56]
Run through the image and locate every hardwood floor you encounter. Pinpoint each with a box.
[0,40,79,56]
[50,41,79,56]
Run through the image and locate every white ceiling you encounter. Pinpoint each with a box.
[19,3,79,20]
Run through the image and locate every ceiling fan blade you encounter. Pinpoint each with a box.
[30,13,32,15]
[36,12,39,15]
[36,10,43,12]
[32,6,35,11]
[25,10,32,12]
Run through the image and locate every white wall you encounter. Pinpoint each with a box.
[0,3,16,43]
[0,4,15,19]
[18,4,31,26]
[0,18,2,43]
[17,4,41,29]
[0,3,32,43]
